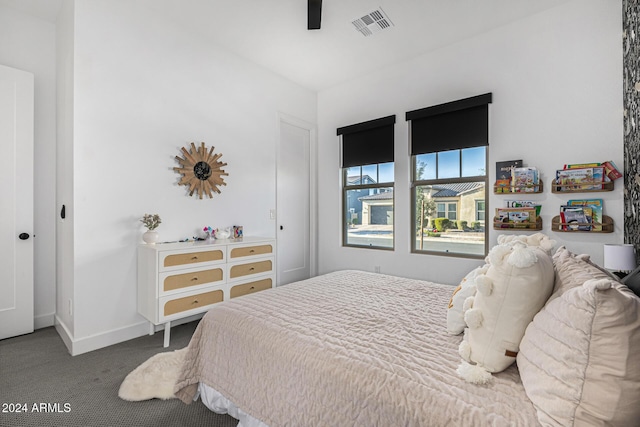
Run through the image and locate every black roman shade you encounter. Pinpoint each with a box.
[337,115,395,168]
[406,93,492,156]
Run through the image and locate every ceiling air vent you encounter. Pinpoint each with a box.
[351,8,394,37]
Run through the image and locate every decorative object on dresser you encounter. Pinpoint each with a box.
[137,236,276,347]
[140,213,161,244]
[174,142,228,199]
[215,227,231,239]
[603,243,637,279]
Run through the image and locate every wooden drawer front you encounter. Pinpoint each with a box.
[230,278,273,298]
[163,249,224,268]
[229,244,273,259]
[163,268,224,293]
[229,260,273,279]
[163,290,223,316]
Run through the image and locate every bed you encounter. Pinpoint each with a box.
[174,269,540,426]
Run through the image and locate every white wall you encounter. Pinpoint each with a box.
[317,0,623,285]
[0,5,57,329]
[55,0,75,340]
[59,0,316,353]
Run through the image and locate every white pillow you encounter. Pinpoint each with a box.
[457,242,554,384]
[496,232,556,254]
[446,265,488,335]
[517,279,640,426]
[550,245,617,305]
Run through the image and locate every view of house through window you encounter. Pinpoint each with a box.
[413,147,487,257]
[344,162,394,249]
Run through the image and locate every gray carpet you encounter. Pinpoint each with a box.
[0,321,237,427]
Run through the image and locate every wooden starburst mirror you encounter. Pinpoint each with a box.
[174,142,228,199]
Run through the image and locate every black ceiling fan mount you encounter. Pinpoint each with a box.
[308,0,322,30]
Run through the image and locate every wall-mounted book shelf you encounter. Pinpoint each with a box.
[493,181,543,194]
[550,179,614,193]
[493,216,542,231]
[550,215,613,233]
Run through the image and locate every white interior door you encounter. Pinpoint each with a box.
[0,64,34,340]
[277,118,311,285]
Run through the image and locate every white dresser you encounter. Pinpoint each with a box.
[137,236,276,346]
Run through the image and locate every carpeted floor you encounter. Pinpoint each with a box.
[0,321,237,427]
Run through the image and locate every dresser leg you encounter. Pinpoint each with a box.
[163,321,171,347]
[149,322,154,336]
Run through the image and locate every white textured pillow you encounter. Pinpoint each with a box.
[550,246,615,305]
[517,279,640,426]
[446,265,488,335]
[497,232,556,254]
[457,242,554,383]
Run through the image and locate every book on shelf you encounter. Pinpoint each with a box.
[511,166,539,192]
[505,200,542,216]
[563,162,601,169]
[495,179,511,193]
[602,160,622,181]
[496,159,523,181]
[560,206,591,231]
[556,167,604,191]
[562,160,621,182]
[495,207,537,228]
[567,198,603,231]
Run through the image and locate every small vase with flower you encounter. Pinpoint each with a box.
[140,213,161,244]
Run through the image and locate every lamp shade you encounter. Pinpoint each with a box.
[603,244,637,271]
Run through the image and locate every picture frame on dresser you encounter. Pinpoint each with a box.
[137,236,276,347]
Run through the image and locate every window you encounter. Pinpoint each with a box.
[476,200,486,222]
[436,202,457,220]
[338,116,395,249]
[408,94,491,258]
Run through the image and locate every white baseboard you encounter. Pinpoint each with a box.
[54,315,73,354]
[53,313,204,356]
[34,312,55,329]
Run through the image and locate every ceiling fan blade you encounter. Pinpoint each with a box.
[308,0,322,30]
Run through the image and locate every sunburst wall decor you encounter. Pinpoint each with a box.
[174,142,228,199]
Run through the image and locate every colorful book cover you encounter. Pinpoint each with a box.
[495,207,536,228]
[495,179,511,193]
[567,199,603,231]
[557,167,598,191]
[563,162,601,169]
[511,166,539,192]
[561,206,590,231]
[602,160,622,181]
[495,160,523,181]
[505,200,542,216]
[591,167,605,190]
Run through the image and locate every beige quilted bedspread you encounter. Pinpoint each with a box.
[174,270,539,426]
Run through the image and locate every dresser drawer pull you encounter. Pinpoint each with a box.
[191,256,198,260]
[192,299,198,304]
[249,249,255,253]
[249,267,255,271]
[191,277,199,281]
[250,286,255,290]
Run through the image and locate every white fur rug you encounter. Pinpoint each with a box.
[118,348,187,401]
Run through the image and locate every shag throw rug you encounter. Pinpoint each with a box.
[118,348,187,401]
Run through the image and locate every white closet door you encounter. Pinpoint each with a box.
[0,64,34,340]
[277,118,311,285]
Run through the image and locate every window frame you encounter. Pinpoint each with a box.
[410,149,489,259]
[343,164,394,251]
[475,199,486,223]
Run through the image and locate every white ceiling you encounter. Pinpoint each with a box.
[1,0,572,91]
